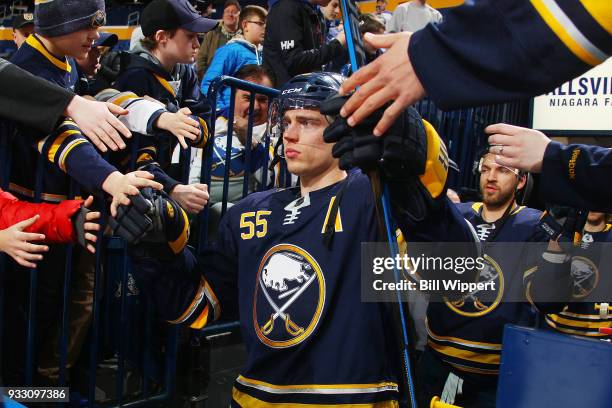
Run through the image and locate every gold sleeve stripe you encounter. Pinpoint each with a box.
[47,130,81,163]
[189,304,209,329]
[59,139,88,172]
[195,117,210,147]
[530,0,609,66]
[579,0,612,34]
[137,153,154,163]
[168,277,207,324]
[203,280,221,321]
[168,208,190,254]
[111,92,139,108]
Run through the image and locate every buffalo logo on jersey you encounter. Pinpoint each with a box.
[445,254,504,317]
[570,256,599,299]
[253,244,326,348]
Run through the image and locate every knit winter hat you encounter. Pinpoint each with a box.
[35,0,106,37]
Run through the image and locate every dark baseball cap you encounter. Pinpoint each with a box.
[141,0,218,37]
[12,13,34,30]
[94,32,118,48]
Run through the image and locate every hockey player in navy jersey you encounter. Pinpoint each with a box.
[417,150,568,407]
[542,211,612,338]
[111,72,475,407]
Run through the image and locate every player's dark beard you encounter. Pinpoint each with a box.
[482,184,515,210]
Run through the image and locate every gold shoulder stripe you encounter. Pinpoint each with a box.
[26,35,72,72]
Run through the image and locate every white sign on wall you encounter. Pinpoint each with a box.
[532,58,612,134]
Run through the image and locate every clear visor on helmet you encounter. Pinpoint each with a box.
[267,97,325,142]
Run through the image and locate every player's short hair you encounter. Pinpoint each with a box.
[238,5,267,29]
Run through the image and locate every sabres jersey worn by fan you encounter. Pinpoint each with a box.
[208,109,268,203]
[131,170,474,407]
[8,34,118,201]
[425,202,548,375]
[113,51,205,191]
[95,89,208,191]
[546,223,612,337]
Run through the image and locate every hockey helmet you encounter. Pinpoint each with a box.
[267,72,345,143]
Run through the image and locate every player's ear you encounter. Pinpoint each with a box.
[517,173,527,190]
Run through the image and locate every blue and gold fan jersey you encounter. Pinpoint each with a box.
[131,170,474,407]
[425,202,548,375]
[546,223,612,337]
[114,52,205,191]
[8,35,117,201]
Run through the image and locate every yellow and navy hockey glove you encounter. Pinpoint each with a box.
[109,187,190,258]
[321,94,451,221]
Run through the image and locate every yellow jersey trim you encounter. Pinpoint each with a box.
[530,0,607,66]
[232,387,399,407]
[237,376,398,394]
[26,35,72,73]
[153,74,177,97]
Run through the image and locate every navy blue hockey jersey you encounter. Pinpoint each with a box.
[113,52,204,191]
[546,223,612,337]
[131,170,474,406]
[425,202,547,375]
[8,35,117,201]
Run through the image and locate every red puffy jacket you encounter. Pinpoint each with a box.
[0,189,83,243]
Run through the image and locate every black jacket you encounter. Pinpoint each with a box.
[0,58,73,134]
[263,0,344,86]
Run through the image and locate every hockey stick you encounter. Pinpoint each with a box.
[337,2,417,407]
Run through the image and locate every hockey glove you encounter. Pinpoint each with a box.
[539,205,588,252]
[321,94,451,222]
[108,190,154,243]
[109,188,190,257]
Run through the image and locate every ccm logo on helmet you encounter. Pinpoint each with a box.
[282,88,304,95]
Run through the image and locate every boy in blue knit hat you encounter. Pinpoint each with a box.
[11,0,162,212]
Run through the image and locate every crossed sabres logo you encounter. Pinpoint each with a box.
[444,254,505,318]
[253,244,326,348]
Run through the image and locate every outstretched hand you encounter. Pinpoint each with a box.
[102,171,164,217]
[338,32,426,137]
[65,96,132,152]
[156,107,200,149]
[0,215,48,268]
